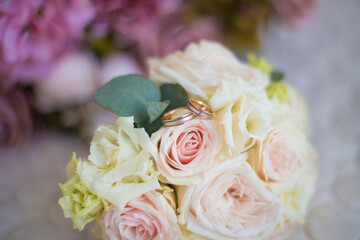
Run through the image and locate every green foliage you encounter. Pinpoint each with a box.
[270,71,285,83]
[160,84,188,112]
[141,84,188,135]
[58,153,109,230]
[247,52,273,75]
[266,82,289,102]
[94,75,188,134]
[147,101,169,123]
[94,74,168,123]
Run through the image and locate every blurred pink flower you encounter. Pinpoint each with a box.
[145,17,220,57]
[0,0,96,84]
[270,0,316,25]
[136,17,221,69]
[0,88,33,147]
[93,0,181,41]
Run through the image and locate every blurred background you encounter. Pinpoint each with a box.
[0,0,359,239]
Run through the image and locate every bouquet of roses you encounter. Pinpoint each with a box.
[59,40,317,240]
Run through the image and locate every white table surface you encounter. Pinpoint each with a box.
[1,0,360,239]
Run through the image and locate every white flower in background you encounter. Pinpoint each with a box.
[148,40,269,100]
[34,51,100,113]
[77,117,160,209]
[100,53,142,85]
[177,156,282,240]
[210,78,270,156]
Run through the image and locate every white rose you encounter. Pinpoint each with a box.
[35,51,100,113]
[177,156,282,240]
[267,86,310,135]
[287,86,310,133]
[210,78,270,156]
[264,221,296,240]
[148,40,269,100]
[77,117,160,209]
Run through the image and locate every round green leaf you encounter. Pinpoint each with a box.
[94,75,161,123]
[147,101,169,123]
[160,84,188,112]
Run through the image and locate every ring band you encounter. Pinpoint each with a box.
[161,107,196,127]
[186,99,214,119]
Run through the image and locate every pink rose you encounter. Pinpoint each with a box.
[151,119,223,185]
[249,129,304,182]
[100,191,179,240]
[177,156,282,240]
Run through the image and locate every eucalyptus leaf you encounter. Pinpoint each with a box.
[270,71,285,82]
[160,84,188,111]
[140,118,162,136]
[147,101,169,123]
[94,74,161,123]
[140,84,188,135]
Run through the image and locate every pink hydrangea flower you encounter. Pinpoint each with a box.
[93,0,182,41]
[0,0,96,84]
[137,17,221,59]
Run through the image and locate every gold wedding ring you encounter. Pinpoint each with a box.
[186,99,214,119]
[161,107,196,127]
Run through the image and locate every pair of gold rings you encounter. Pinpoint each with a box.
[161,99,214,127]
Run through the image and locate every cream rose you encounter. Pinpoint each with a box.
[177,156,282,240]
[265,222,296,240]
[287,86,310,133]
[267,85,310,136]
[77,117,160,209]
[151,119,223,185]
[248,128,304,182]
[210,78,270,156]
[148,40,269,100]
[267,144,317,223]
[100,190,180,240]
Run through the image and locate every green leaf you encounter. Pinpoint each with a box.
[160,84,188,112]
[139,118,162,136]
[139,84,188,135]
[270,71,285,83]
[94,75,161,123]
[147,101,169,123]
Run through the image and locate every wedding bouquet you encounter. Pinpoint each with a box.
[59,40,317,240]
